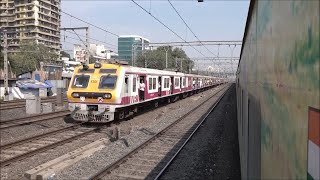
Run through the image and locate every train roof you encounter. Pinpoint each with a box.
[76,62,220,79]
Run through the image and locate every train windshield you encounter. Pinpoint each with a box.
[99,75,117,89]
[73,75,90,88]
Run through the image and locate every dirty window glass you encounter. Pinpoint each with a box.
[73,75,90,88]
[99,76,117,89]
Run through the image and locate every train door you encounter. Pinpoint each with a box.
[158,76,161,96]
[123,75,129,104]
[170,76,174,94]
[130,74,138,103]
[139,75,146,101]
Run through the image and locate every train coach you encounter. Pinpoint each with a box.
[67,61,225,123]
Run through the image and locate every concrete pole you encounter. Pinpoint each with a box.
[85,27,89,64]
[180,58,182,72]
[3,31,9,101]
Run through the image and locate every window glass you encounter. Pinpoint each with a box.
[175,78,180,87]
[149,77,152,90]
[73,75,89,88]
[125,77,128,93]
[99,76,117,89]
[133,77,136,92]
[153,78,156,89]
[167,78,170,88]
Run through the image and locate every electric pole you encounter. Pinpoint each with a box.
[86,27,89,64]
[3,31,9,101]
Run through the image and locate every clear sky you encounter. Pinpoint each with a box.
[61,0,250,72]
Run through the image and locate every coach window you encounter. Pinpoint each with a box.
[183,77,186,87]
[133,77,136,92]
[164,78,170,88]
[153,77,157,89]
[125,77,128,93]
[175,77,180,88]
[73,75,90,88]
[148,77,152,90]
[99,75,117,89]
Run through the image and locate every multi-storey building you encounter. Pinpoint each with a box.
[0,0,60,53]
[118,35,150,65]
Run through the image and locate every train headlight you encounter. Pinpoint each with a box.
[103,93,112,99]
[72,92,80,98]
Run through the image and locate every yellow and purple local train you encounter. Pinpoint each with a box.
[67,61,226,123]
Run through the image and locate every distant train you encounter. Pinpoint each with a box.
[67,61,226,123]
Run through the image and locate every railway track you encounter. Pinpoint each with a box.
[0,110,70,130]
[88,84,229,180]
[0,123,102,167]
[0,97,66,110]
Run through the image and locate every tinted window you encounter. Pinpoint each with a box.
[73,75,90,88]
[99,76,117,89]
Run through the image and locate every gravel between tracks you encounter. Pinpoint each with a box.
[55,85,228,180]
[0,107,26,121]
[0,132,110,180]
[159,83,241,180]
[0,116,72,146]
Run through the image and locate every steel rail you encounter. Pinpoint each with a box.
[0,123,82,150]
[0,98,67,110]
[0,111,70,130]
[88,84,229,180]
[0,125,99,167]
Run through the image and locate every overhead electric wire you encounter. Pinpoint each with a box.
[61,11,119,37]
[62,30,117,48]
[63,37,118,53]
[168,0,218,57]
[131,0,208,58]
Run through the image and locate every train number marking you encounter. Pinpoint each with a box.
[91,80,98,83]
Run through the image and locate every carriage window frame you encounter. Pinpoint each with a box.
[72,75,90,88]
[99,75,118,89]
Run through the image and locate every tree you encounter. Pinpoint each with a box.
[136,46,194,73]
[8,42,58,75]
[61,51,71,59]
